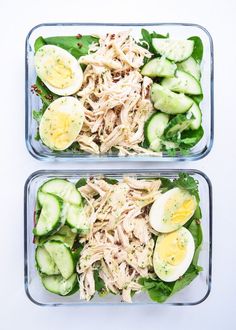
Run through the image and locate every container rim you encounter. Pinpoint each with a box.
[25,22,214,162]
[24,168,212,306]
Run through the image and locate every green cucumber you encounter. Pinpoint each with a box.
[151,84,193,114]
[44,241,75,280]
[144,112,169,145]
[141,57,177,78]
[35,246,60,275]
[187,102,202,130]
[152,38,194,62]
[66,204,89,234]
[161,70,202,95]
[40,178,82,205]
[41,273,78,296]
[149,137,162,152]
[177,57,201,80]
[33,192,65,236]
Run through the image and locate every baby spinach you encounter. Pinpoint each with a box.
[188,36,204,63]
[75,178,87,189]
[139,28,168,54]
[140,263,202,303]
[34,77,59,107]
[34,35,99,59]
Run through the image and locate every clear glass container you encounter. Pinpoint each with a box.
[25,23,214,162]
[24,169,212,306]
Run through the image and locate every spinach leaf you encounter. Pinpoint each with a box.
[139,28,168,54]
[188,36,204,63]
[104,178,118,185]
[180,126,204,148]
[43,35,99,59]
[171,264,202,296]
[33,109,44,123]
[140,263,202,303]
[94,269,107,296]
[34,36,46,52]
[172,172,200,201]
[75,178,87,189]
[34,77,59,106]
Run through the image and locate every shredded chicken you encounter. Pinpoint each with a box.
[77,176,161,303]
[75,31,161,156]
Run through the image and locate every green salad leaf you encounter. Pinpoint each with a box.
[139,263,202,303]
[139,28,168,54]
[34,35,99,59]
[188,36,204,63]
[172,172,200,201]
[34,76,59,107]
[75,178,87,189]
[34,36,46,52]
[180,126,204,148]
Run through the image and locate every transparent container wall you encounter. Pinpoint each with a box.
[24,169,212,306]
[25,23,213,162]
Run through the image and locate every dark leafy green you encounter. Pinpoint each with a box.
[104,178,119,185]
[34,77,59,107]
[188,36,203,63]
[139,28,168,54]
[34,36,47,52]
[172,172,200,201]
[34,35,99,59]
[94,269,107,296]
[180,126,204,148]
[139,263,202,303]
[75,178,87,189]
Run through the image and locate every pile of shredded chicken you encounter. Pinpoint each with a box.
[76,176,162,303]
[76,31,160,156]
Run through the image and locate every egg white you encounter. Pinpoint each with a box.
[39,96,85,151]
[153,227,195,282]
[35,45,83,96]
[149,187,197,233]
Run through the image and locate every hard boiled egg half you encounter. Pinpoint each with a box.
[153,227,194,282]
[35,45,83,96]
[149,187,197,233]
[39,96,85,151]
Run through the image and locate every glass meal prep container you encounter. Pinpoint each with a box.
[24,169,212,306]
[25,23,214,162]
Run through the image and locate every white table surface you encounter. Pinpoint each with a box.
[1,0,235,329]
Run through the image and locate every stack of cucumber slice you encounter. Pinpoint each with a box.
[142,36,203,153]
[34,178,88,296]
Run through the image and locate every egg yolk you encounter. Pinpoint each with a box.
[158,231,187,266]
[171,199,195,224]
[43,57,74,89]
[43,111,73,149]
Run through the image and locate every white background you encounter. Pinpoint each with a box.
[0,0,236,329]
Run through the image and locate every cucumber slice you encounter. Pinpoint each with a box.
[41,273,78,296]
[141,57,177,78]
[149,137,162,152]
[34,192,64,236]
[152,38,194,62]
[35,246,60,275]
[177,57,201,80]
[161,70,202,95]
[144,112,169,144]
[187,102,202,130]
[164,114,191,138]
[67,204,89,234]
[40,225,77,248]
[44,241,75,279]
[40,178,82,205]
[151,84,193,114]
